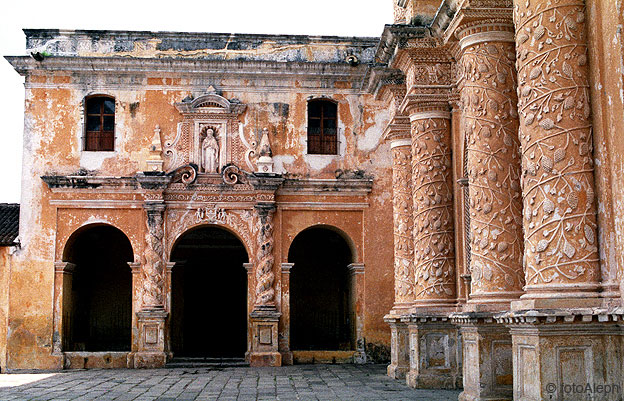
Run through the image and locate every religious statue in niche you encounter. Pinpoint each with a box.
[201,126,219,173]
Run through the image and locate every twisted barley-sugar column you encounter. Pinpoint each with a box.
[391,138,415,306]
[409,104,456,305]
[457,23,525,303]
[142,205,166,310]
[254,205,276,307]
[515,0,600,297]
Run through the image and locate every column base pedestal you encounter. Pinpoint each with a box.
[250,352,282,367]
[249,306,282,367]
[451,312,512,401]
[135,308,168,368]
[385,314,410,379]
[405,314,462,389]
[496,308,624,401]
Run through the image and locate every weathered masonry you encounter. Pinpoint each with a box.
[2,1,624,400]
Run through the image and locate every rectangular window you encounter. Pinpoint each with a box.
[85,97,115,151]
[307,99,338,155]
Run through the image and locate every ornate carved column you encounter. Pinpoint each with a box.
[394,45,460,388]
[515,0,600,302]
[134,172,171,368]
[403,101,461,390]
[408,102,457,306]
[449,13,522,400]
[248,173,284,367]
[457,22,524,305]
[254,204,276,309]
[499,2,622,400]
[383,113,413,379]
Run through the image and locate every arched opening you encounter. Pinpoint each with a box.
[170,225,248,357]
[62,224,133,351]
[288,226,354,351]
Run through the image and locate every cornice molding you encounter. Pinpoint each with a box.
[6,56,372,90]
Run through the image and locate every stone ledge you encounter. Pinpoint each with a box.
[495,307,624,325]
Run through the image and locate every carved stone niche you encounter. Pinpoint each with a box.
[166,87,247,174]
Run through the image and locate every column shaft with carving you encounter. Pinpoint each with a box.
[392,138,415,306]
[409,105,457,305]
[142,204,166,310]
[515,0,600,297]
[458,23,524,303]
[134,173,171,368]
[254,205,276,308]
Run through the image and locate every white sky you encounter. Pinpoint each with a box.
[0,0,392,203]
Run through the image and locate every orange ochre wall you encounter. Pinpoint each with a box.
[4,70,394,369]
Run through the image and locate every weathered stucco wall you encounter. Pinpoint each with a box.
[0,247,10,371]
[5,29,394,368]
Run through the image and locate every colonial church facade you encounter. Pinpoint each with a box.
[2,0,624,400]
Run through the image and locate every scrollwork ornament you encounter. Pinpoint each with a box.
[222,163,245,185]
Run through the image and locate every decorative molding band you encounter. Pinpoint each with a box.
[277,202,369,210]
[459,30,515,50]
[409,110,451,121]
[390,139,412,149]
[50,199,145,208]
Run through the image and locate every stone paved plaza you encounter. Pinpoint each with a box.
[0,364,460,400]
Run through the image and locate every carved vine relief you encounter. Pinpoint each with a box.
[392,145,415,303]
[411,116,456,301]
[460,39,525,296]
[255,207,276,306]
[142,207,165,309]
[515,0,599,287]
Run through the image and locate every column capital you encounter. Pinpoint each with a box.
[128,262,141,274]
[280,263,294,273]
[348,263,365,275]
[401,96,451,120]
[383,115,411,145]
[54,261,76,273]
[243,262,254,273]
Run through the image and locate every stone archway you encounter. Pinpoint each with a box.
[60,224,133,352]
[288,226,355,352]
[169,225,249,358]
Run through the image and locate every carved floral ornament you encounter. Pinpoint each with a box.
[409,109,456,302]
[458,34,525,298]
[514,0,600,290]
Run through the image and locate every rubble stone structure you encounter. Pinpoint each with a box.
[1,0,624,399]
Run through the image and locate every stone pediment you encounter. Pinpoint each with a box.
[164,88,256,175]
[174,90,246,116]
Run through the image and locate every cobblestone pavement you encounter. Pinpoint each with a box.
[0,364,461,400]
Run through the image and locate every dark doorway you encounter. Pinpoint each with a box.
[63,225,133,351]
[170,226,248,357]
[289,226,354,350]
